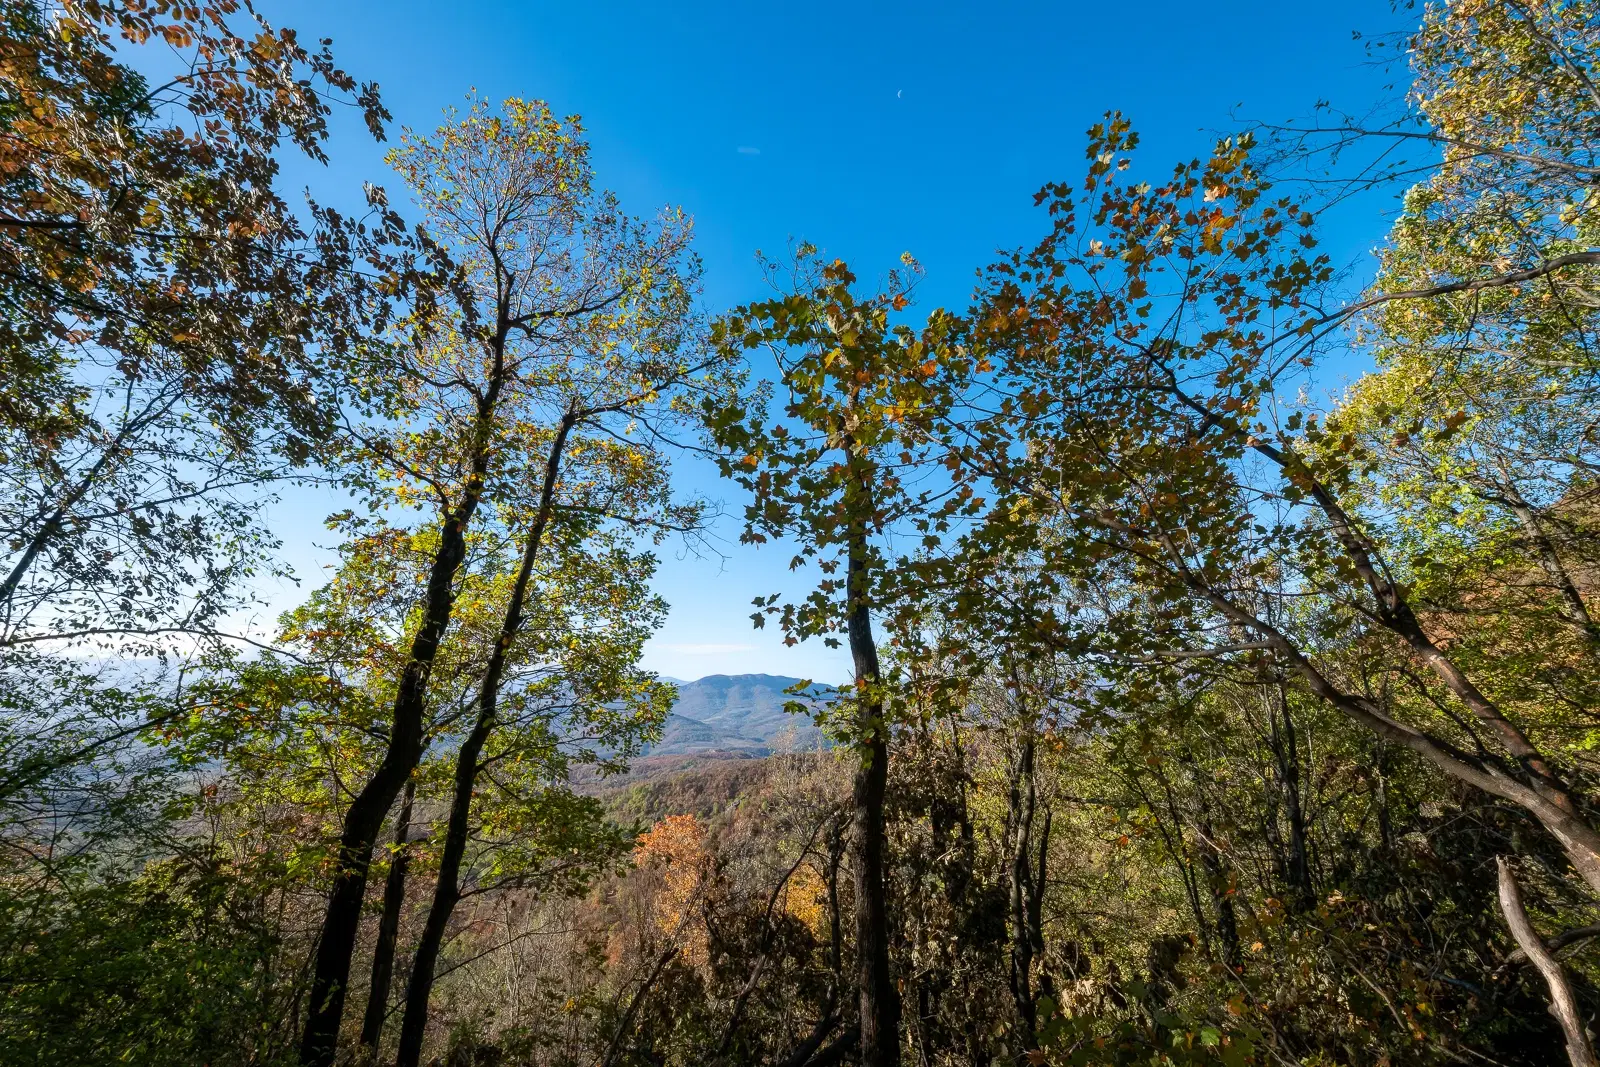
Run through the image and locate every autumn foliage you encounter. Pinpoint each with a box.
[9,2,1600,1067]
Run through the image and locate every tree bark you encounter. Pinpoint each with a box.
[1496,856,1599,1067]
[391,412,574,1067]
[359,778,415,1050]
[390,700,491,1067]
[1006,724,1043,1049]
[837,417,900,1067]
[298,501,470,1066]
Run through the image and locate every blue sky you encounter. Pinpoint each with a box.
[251,0,1411,684]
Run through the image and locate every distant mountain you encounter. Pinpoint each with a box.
[649,674,835,756]
[654,713,765,754]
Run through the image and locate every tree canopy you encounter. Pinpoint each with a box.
[8,2,1600,1066]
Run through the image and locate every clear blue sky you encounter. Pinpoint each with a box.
[253,0,1410,684]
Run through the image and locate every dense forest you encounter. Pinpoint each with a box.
[6,1,1600,1064]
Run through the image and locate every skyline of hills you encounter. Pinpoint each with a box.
[648,673,835,756]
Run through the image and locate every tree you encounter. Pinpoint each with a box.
[957,94,1600,879]
[705,252,973,1067]
[389,476,679,1067]
[953,6,1600,1054]
[0,0,405,653]
[296,95,706,1064]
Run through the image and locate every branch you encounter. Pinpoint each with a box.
[1504,923,1600,969]
[1265,123,1600,180]
[1322,251,1600,326]
[1127,641,1277,662]
[1496,857,1599,1067]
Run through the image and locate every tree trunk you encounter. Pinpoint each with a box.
[1196,822,1241,971]
[391,413,574,1067]
[776,1003,844,1067]
[299,370,505,1067]
[1007,727,1041,1049]
[1497,857,1599,1067]
[1496,480,1600,654]
[390,701,490,1067]
[827,816,846,986]
[298,502,472,1066]
[1266,687,1313,911]
[1373,743,1395,857]
[847,535,900,1067]
[1032,808,1052,1006]
[359,778,415,1050]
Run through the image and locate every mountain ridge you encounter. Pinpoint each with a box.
[649,673,835,756]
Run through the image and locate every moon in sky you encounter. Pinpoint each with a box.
[897,89,902,98]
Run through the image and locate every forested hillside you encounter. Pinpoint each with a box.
[7,2,1600,1065]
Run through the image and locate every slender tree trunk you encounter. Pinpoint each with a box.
[1289,463,1600,883]
[775,1003,844,1067]
[298,506,469,1065]
[1196,822,1241,971]
[913,983,935,1067]
[1497,857,1599,1067]
[914,712,974,1064]
[1373,742,1395,857]
[1494,479,1600,653]
[1007,729,1040,1049]
[837,417,900,1067]
[391,413,574,1067]
[359,778,415,1051]
[299,371,505,1067]
[1137,770,1214,962]
[846,534,900,1067]
[1032,807,1052,1005]
[390,701,491,1067]
[784,1025,860,1067]
[599,894,706,1067]
[827,816,846,987]
[1266,687,1313,911]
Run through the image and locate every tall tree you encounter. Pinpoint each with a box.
[299,96,699,1065]
[954,4,1600,1049]
[391,396,716,1064]
[705,252,973,1067]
